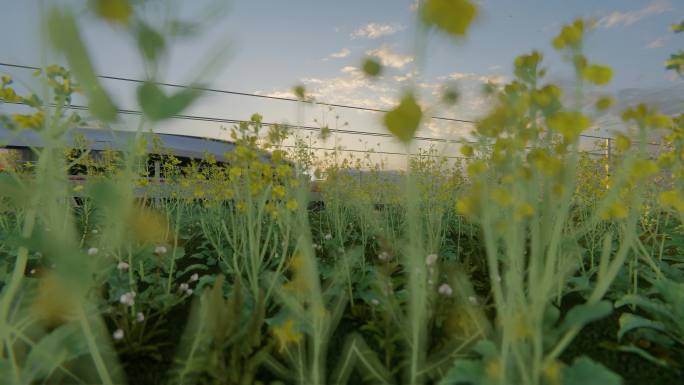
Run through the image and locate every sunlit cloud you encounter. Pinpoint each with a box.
[325,48,351,60]
[365,45,414,69]
[442,71,508,84]
[351,22,403,39]
[645,36,668,49]
[598,0,672,28]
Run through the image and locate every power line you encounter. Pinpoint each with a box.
[2,100,470,144]
[0,62,474,123]
[1,61,660,146]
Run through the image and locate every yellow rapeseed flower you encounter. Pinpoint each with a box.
[272,319,303,352]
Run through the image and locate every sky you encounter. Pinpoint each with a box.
[0,0,682,166]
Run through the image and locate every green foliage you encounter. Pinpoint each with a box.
[137,81,201,121]
[420,0,478,38]
[362,57,382,77]
[383,93,422,143]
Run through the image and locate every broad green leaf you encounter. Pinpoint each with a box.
[137,22,166,63]
[437,359,485,385]
[362,58,382,77]
[559,300,612,332]
[617,345,670,367]
[615,294,672,321]
[47,9,118,122]
[617,313,667,340]
[22,322,89,383]
[421,0,478,38]
[383,93,422,143]
[563,356,621,385]
[137,82,201,121]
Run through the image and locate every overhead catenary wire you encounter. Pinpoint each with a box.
[0,61,663,147]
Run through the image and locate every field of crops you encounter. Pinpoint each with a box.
[1,1,684,385]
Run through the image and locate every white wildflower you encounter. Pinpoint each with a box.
[112,329,124,340]
[370,299,380,306]
[179,283,189,291]
[438,283,453,296]
[378,251,390,261]
[190,273,199,282]
[136,312,145,323]
[119,292,135,306]
[324,233,332,240]
[154,245,167,255]
[185,288,193,296]
[87,247,98,256]
[92,229,99,234]
[117,261,129,271]
[468,295,478,304]
[425,254,438,266]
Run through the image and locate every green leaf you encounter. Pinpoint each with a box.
[22,322,89,383]
[92,0,132,25]
[617,313,667,340]
[563,356,621,385]
[672,20,684,33]
[559,300,612,332]
[383,93,422,143]
[362,58,382,77]
[137,22,166,63]
[47,9,118,122]
[437,359,484,385]
[665,52,684,74]
[293,84,306,100]
[137,82,201,121]
[421,0,478,38]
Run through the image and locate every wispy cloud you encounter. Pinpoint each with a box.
[365,45,414,69]
[598,0,672,29]
[324,48,351,61]
[351,23,403,39]
[645,36,668,49]
[443,71,508,84]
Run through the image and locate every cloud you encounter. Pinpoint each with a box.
[598,0,672,29]
[351,23,403,39]
[443,71,508,84]
[365,45,414,69]
[326,48,351,60]
[645,36,668,49]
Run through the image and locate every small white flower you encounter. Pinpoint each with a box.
[136,312,145,323]
[468,295,478,304]
[190,273,199,282]
[370,299,380,306]
[425,254,438,266]
[185,288,193,295]
[378,251,390,261]
[179,283,189,291]
[112,329,124,340]
[154,245,167,255]
[119,292,135,306]
[91,229,99,234]
[324,233,332,240]
[87,247,98,256]
[438,283,453,296]
[117,261,129,271]
[30,269,36,275]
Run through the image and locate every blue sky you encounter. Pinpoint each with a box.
[1,0,682,163]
